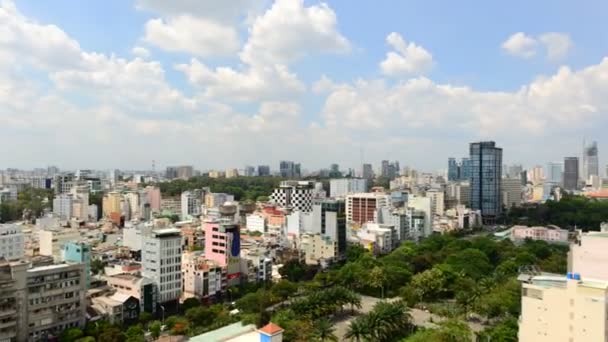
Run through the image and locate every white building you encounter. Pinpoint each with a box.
[358,223,395,254]
[38,229,81,261]
[300,233,337,265]
[123,222,148,251]
[141,228,182,303]
[270,181,315,212]
[0,224,24,260]
[425,189,445,217]
[181,251,225,300]
[124,192,140,219]
[345,192,390,225]
[407,196,432,238]
[53,194,73,221]
[181,190,203,219]
[329,178,367,198]
[246,214,266,233]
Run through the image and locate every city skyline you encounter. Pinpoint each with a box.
[1,0,608,170]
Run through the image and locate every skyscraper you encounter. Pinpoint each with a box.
[469,141,502,221]
[545,162,564,185]
[448,158,458,181]
[460,158,471,180]
[583,141,599,181]
[362,164,373,180]
[564,157,579,191]
[257,165,270,176]
[279,161,301,178]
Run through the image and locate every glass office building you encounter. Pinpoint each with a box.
[469,141,502,221]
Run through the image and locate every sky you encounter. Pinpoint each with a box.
[1,0,608,173]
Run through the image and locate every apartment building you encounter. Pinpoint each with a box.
[141,228,182,305]
[181,251,225,301]
[0,224,24,260]
[345,192,390,225]
[38,229,81,262]
[106,273,157,314]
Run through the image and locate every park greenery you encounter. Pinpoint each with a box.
[0,187,52,223]
[505,194,608,230]
[154,176,284,201]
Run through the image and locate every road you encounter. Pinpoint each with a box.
[332,296,486,341]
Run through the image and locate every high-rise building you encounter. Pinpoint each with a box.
[314,199,347,258]
[166,166,193,180]
[279,161,301,178]
[225,169,239,178]
[501,178,522,208]
[425,189,445,217]
[257,165,270,176]
[469,141,502,221]
[447,158,458,181]
[53,194,73,220]
[583,140,599,181]
[244,166,256,177]
[545,162,564,185]
[0,224,24,260]
[346,192,390,225]
[181,190,204,219]
[270,181,315,212]
[102,191,122,217]
[142,228,182,304]
[528,166,544,185]
[563,157,579,191]
[362,164,373,180]
[507,164,523,179]
[204,219,241,285]
[460,158,471,180]
[329,178,367,198]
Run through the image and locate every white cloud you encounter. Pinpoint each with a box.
[501,32,538,58]
[135,0,266,22]
[240,0,350,66]
[380,32,433,77]
[502,31,573,61]
[175,58,305,102]
[143,15,240,57]
[131,46,150,58]
[539,32,573,61]
[321,58,608,140]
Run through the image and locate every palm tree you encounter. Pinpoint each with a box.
[312,318,339,342]
[345,316,370,342]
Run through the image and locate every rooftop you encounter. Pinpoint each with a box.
[259,322,284,335]
[189,322,257,342]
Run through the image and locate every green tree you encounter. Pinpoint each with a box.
[149,320,162,339]
[138,311,153,327]
[74,337,96,342]
[98,326,125,342]
[124,325,145,342]
[368,266,388,298]
[181,297,201,312]
[311,318,339,342]
[444,248,492,279]
[271,280,298,301]
[345,316,371,342]
[60,327,84,342]
[279,259,307,282]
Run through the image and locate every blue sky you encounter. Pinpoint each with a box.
[2,0,608,173]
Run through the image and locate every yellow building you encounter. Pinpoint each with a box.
[102,191,122,217]
[519,273,608,342]
[225,169,239,178]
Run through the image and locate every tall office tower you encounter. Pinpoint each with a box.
[315,199,347,258]
[330,178,367,198]
[528,166,544,185]
[165,166,178,180]
[460,158,471,180]
[563,157,579,191]
[280,160,301,178]
[469,141,502,222]
[244,166,255,177]
[501,177,522,208]
[142,228,182,304]
[508,164,523,179]
[362,164,374,180]
[329,164,341,177]
[583,141,599,181]
[545,162,564,185]
[257,165,270,176]
[177,166,194,179]
[381,160,390,178]
[448,158,458,181]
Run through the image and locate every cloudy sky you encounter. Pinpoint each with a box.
[1,0,607,173]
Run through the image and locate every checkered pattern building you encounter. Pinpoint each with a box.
[270,181,314,212]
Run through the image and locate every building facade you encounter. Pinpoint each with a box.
[345,192,390,225]
[329,178,367,198]
[469,141,503,221]
[270,181,315,213]
[0,224,24,260]
[141,229,182,304]
[564,157,579,191]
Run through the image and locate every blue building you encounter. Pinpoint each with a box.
[62,242,91,288]
[448,158,458,181]
[469,141,502,222]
